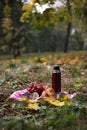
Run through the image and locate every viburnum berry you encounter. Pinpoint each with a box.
[27,83,34,92]
[27,83,44,96]
[37,84,44,90]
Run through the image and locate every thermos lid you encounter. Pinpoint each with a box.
[53,65,60,70]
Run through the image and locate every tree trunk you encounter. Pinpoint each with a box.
[64,22,72,52]
[13,43,20,58]
[64,0,72,53]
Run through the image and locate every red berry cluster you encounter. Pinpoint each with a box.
[27,83,44,96]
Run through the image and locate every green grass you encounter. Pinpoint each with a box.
[0,52,87,130]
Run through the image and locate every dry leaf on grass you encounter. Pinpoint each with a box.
[44,97,65,106]
[26,102,40,110]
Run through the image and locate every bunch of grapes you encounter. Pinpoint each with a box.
[27,82,44,96]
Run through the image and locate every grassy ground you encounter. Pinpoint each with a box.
[0,52,87,130]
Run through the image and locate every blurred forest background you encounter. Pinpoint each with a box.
[0,0,87,58]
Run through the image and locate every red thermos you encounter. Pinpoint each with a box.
[52,65,61,93]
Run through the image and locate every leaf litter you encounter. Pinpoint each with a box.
[0,52,87,129]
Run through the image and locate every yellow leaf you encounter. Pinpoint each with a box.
[27,102,40,110]
[23,68,29,72]
[20,96,28,102]
[50,100,65,106]
[75,83,82,88]
[56,101,65,106]
[28,99,38,103]
[44,97,54,102]
[44,97,65,106]
[62,95,70,101]
[40,57,47,63]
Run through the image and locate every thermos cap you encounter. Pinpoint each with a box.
[53,65,60,70]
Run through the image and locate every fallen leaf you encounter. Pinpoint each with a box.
[20,96,28,102]
[61,95,70,101]
[27,102,40,110]
[44,97,65,106]
[28,99,38,103]
[75,83,82,88]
